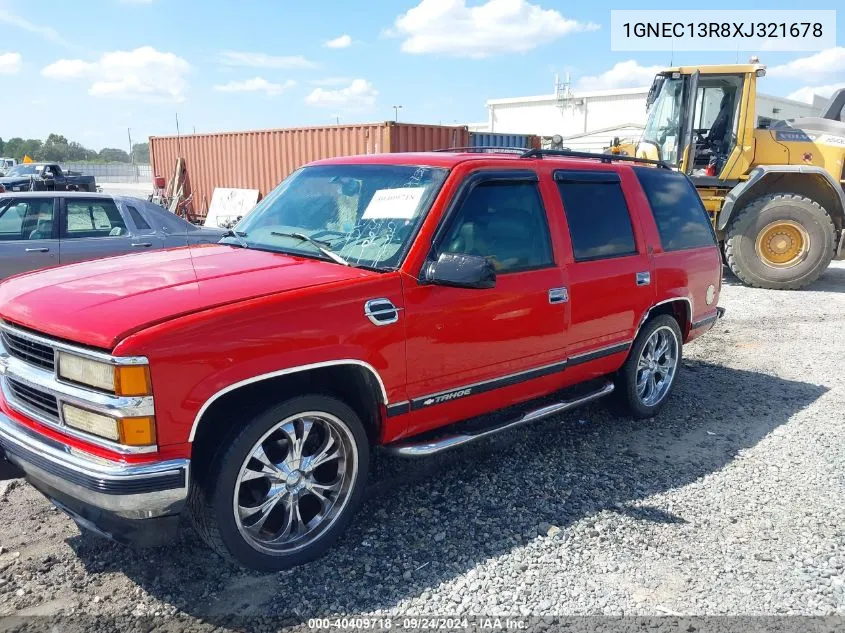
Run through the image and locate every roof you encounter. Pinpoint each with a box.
[310,151,658,171]
[0,191,114,199]
[663,63,765,75]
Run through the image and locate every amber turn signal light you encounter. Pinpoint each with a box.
[118,416,157,446]
[114,365,152,397]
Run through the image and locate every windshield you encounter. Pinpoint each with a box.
[229,164,448,269]
[5,165,37,177]
[642,75,685,164]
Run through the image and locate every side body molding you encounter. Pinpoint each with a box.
[187,359,389,442]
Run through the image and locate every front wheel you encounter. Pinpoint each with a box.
[189,395,369,571]
[615,315,682,419]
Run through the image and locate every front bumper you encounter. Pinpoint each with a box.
[0,410,189,546]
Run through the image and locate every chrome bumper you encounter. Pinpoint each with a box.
[0,410,188,520]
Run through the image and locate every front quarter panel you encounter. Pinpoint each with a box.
[113,272,407,451]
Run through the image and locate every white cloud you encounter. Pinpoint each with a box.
[0,9,68,46]
[41,46,191,102]
[305,79,378,110]
[769,48,845,84]
[325,34,352,49]
[219,51,317,69]
[310,76,352,86]
[214,77,296,96]
[787,83,845,104]
[391,0,598,58]
[575,60,663,91]
[0,52,21,75]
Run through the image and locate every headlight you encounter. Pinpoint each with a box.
[62,404,156,446]
[57,352,151,396]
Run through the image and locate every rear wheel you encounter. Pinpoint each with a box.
[724,193,835,290]
[189,395,369,571]
[615,315,682,419]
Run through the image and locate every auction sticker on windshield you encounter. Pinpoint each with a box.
[362,187,426,220]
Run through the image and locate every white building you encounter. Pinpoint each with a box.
[477,85,823,153]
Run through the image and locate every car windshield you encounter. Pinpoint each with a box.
[229,164,448,269]
[5,165,37,176]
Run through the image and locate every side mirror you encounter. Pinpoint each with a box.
[424,252,496,289]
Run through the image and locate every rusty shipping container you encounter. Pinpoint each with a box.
[149,122,469,218]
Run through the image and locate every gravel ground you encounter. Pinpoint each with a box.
[1,262,844,630]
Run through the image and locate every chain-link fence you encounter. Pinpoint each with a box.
[60,163,152,184]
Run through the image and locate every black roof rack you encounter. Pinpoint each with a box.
[433,146,533,154]
[520,148,672,169]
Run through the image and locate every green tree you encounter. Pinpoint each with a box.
[39,133,71,162]
[132,142,150,164]
[98,147,130,163]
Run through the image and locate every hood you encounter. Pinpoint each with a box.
[0,244,375,349]
[0,177,30,187]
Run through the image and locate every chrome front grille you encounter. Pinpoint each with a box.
[6,377,60,422]
[2,331,55,371]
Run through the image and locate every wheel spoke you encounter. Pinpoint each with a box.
[239,486,285,529]
[292,418,314,462]
[654,335,670,360]
[302,434,340,472]
[253,444,284,475]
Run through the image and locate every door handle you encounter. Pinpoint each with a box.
[548,287,569,304]
[636,271,651,286]
[25,247,49,253]
[131,242,152,248]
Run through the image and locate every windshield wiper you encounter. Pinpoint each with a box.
[270,231,351,266]
[221,228,249,248]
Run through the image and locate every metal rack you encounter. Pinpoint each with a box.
[433,146,672,170]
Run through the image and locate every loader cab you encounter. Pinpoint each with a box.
[637,65,760,182]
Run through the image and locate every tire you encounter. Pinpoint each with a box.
[614,315,683,419]
[188,394,369,571]
[724,193,835,290]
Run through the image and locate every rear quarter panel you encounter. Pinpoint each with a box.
[625,168,723,341]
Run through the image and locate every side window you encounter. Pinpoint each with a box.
[440,179,553,273]
[0,198,54,241]
[127,205,151,230]
[555,172,637,261]
[633,167,716,251]
[64,199,128,239]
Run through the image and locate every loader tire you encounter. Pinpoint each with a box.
[724,193,835,290]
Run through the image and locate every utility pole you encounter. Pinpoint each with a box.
[393,105,403,122]
[127,128,134,165]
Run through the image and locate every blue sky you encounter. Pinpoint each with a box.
[0,0,842,151]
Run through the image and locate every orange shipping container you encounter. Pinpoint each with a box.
[149,122,469,218]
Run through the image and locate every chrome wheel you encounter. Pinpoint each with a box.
[635,326,679,407]
[233,411,358,555]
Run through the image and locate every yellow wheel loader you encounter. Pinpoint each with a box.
[612,62,845,290]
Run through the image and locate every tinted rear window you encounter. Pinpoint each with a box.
[555,172,638,261]
[634,167,716,251]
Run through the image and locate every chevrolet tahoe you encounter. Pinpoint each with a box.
[0,149,724,571]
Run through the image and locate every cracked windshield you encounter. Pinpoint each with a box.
[229,164,446,268]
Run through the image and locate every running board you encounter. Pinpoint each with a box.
[384,381,615,457]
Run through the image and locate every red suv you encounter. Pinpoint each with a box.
[0,149,723,570]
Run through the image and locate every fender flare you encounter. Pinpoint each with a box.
[718,165,845,231]
[187,359,389,442]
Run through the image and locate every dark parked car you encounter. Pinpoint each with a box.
[0,163,96,193]
[0,191,226,278]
